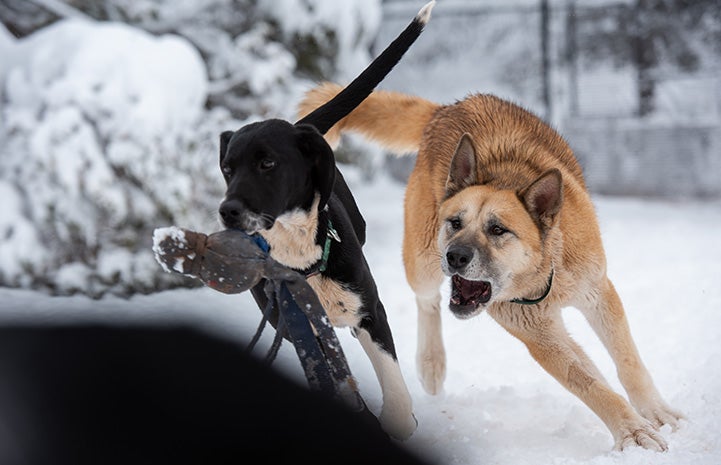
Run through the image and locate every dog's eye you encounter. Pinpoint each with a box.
[448,217,462,231]
[259,159,276,171]
[489,224,507,236]
[221,166,232,177]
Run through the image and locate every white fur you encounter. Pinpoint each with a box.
[416,1,435,25]
[356,328,417,440]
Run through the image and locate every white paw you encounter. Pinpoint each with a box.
[380,410,418,440]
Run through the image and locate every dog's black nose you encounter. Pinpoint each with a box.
[446,245,473,272]
[219,199,243,226]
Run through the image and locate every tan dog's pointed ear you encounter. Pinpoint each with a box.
[519,169,563,231]
[445,134,477,197]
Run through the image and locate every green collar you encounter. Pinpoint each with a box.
[304,218,340,278]
[511,269,554,305]
[317,219,340,274]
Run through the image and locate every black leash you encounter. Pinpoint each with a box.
[245,284,275,355]
[242,233,366,411]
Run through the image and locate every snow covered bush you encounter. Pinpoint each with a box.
[35,0,383,119]
[0,20,233,297]
[0,0,381,297]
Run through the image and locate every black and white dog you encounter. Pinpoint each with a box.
[217,2,435,440]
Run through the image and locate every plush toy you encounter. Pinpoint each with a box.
[152,227,371,418]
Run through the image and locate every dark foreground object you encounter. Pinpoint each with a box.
[152,227,369,410]
[0,324,433,465]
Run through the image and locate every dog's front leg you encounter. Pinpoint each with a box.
[403,172,447,395]
[492,306,669,452]
[354,322,417,440]
[415,292,446,395]
[578,278,684,431]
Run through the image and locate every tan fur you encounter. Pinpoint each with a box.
[298,83,684,451]
[261,195,363,328]
[298,82,437,153]
[260,195,323,270]
[306,274,363,328]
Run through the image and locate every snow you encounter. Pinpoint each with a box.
[0,1,382,296]
[0,19,229,295]
[5,19,206,137]
[0,1,719,462]
[259,0,382,80]
[152,226,189,273]
[1,167,720,465]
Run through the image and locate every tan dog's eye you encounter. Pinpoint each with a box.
[448,217,462,231]
[489,224,507,236]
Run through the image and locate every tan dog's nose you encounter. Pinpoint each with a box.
[446,244,473,272]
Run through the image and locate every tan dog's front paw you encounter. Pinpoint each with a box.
[634,399,685,431]
[416,350,446,395]
[613,417,668,452]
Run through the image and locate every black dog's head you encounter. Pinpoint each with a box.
[218,119,335,234]
[217,1,433,234]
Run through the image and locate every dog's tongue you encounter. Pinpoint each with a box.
[459,278,484,300]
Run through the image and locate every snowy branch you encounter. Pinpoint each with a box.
[26,0,94,22]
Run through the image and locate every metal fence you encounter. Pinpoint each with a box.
[377,0,721,198]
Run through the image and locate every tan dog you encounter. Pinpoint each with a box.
[298,84,684,451]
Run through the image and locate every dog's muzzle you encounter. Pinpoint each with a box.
[218,198,272,233]
[444,244,492,317]
[449,274,492,317]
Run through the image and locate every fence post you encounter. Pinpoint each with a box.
[540,0,552,121]
[565,0,579,117]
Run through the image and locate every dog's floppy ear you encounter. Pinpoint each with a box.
[219,130,233,162]
[519,169,563,231]
[445,134,478,197]
[295,124,335,210]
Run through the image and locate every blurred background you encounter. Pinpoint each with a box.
[1,0,719,298]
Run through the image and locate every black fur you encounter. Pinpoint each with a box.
[218,120,396,355]
[217,5,431,357]
[297,11,429,134]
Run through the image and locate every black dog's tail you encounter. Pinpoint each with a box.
[295,1,435,134]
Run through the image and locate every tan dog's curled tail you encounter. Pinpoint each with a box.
[298,82,439,155]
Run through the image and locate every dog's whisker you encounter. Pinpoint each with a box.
[259,213,275,223]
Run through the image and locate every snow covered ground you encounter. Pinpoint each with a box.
[2,3,720,461]
[1,167,720,465]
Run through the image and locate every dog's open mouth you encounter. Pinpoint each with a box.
[450,275,491,315]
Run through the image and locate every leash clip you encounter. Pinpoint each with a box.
[327,224,341,243]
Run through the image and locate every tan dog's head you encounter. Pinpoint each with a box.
[438,134,563,318]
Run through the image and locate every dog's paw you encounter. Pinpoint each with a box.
[380,410,418,441]
[416,350,446,395]
[613,416,668,452]
[634,399,685,431]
